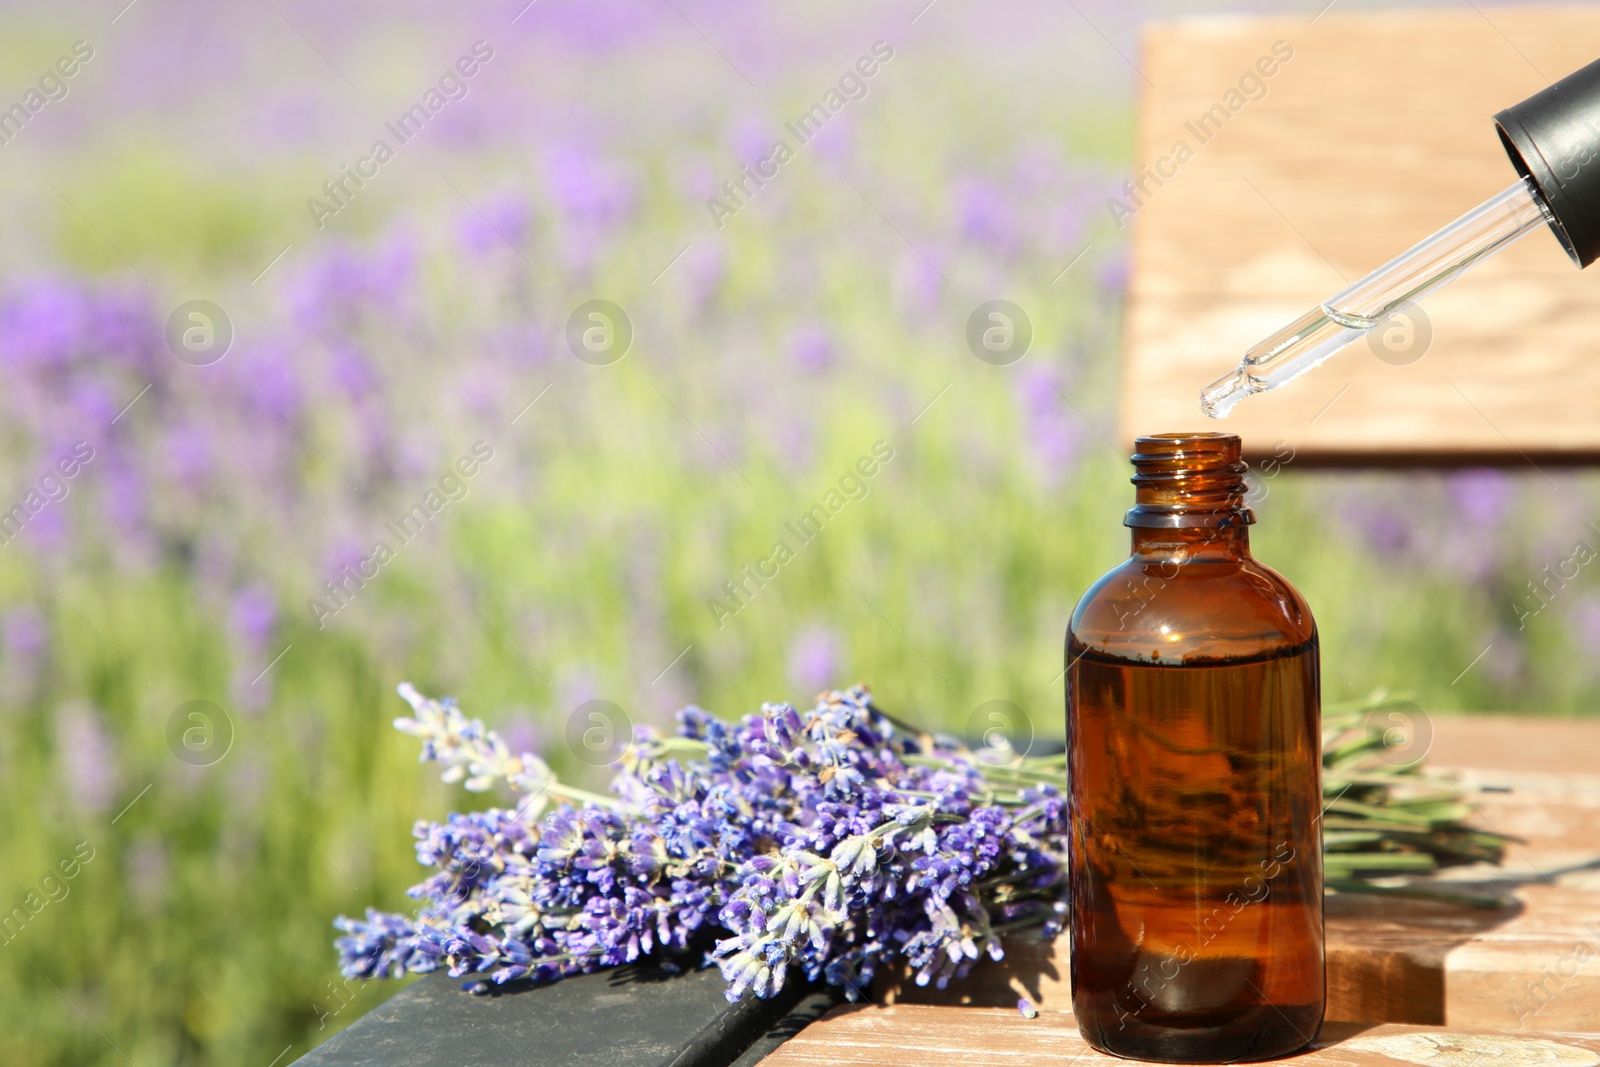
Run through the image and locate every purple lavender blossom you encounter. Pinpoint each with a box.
[1,607,49,705]
[2,606,48,666]
[1570,595,1600,655]
[497,712,544,765]
[1095,249,1130,297]
[787,324,833,375]
[543,143,635,229]
[786,628,840,695]
[328,342,378,398]
[55,703,121,814]
[1448,468,1514,527]
[895,251,945,319]
[285,237,416,337]
[730,117,772,167]
[228,586,278,652]
[162,422,215,491]
[807,114,855,167]
[1013,363,1081,484]
[1340,497,1416,559]
[336,685,1068,1004]
[954,179,1019,256]
[679,243,727,311]
[457,193,533,256]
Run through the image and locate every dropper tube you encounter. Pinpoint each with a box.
[1200,176,1552,418]
[1199,53,1600,420]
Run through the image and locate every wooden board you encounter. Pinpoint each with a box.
[878,716,1600,1032]
[291,960,838,1067]
[1120,7,1600,463]
[763,1007,1600,1067]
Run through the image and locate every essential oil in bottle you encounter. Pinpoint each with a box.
[1065,432,1324,1063]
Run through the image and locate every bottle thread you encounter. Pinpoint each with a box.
[1126,433,1254,529]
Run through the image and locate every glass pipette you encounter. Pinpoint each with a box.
[1198,52,1600,419]
[1200,177,1553,418]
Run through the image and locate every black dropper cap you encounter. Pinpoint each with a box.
[1495,57,1600,268]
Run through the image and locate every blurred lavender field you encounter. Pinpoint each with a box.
[0,0,1595,1063]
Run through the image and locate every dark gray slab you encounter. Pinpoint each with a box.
[294,962,835,1067]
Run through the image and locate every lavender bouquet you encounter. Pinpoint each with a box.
[335,685,1503,1005]
[335,684,1068,1002]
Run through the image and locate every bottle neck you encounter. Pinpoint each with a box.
[1124,433,1254,561]
[1131,523,1250,560]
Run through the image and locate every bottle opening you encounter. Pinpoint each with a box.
[1127,432,1254,529]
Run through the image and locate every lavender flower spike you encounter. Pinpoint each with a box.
[393,684,627,816]
[395,683,555,796]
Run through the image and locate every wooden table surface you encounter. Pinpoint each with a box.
[785,714,1600,1063]
[764,1009,1600,1067]
[295,716,1598,1066]
[1120,7,1600,464]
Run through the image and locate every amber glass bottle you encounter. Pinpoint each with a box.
[1065,433,1323,1063]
